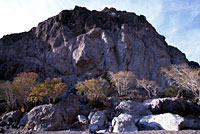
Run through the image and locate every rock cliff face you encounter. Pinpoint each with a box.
[0,6,190,87]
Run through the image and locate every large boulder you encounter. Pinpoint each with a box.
[116,100,152,120]
[21,96,80,131]
[88,111,107,131]
[143,97,200,115]
[112,113,138,132]
[137,113,186,131]
[0,110,22,127]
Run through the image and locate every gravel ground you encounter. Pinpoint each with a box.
[31,130,200,134]
[5,129,200,134]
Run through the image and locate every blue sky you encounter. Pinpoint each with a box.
[0,0,199,63]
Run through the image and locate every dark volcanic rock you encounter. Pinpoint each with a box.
[0,6,189,87]
[0,110,22,127]
[0,102,7,115]
[115,100,152,120]
[143,97,200,115]
[20,96,80,131]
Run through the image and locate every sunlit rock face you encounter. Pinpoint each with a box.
[0,6,189,87]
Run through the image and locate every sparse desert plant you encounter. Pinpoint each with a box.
[109,71,136,96]
[0,81,17,110]
[163,85,179,97]
[136,78,159,98]
[160,64,200,100]
[29,78,67,104]
[75,78,110,104]
[0,81,5,101]
[13,72,39,109]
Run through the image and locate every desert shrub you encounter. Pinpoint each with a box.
[136,78,160,98]
[109,71,136,96]
[0,81,17,110]
[13,72,39,108]
[163,85,179,97]
[0,81,5,101]
[75,78,110,104]
[161,64,200,101]
[88,30,100,38]
[29,78,67,104]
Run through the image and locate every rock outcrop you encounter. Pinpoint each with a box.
[0,6,190,88]
[20,96,80,131]
[143,97,200,115]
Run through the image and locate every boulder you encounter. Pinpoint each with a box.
[88,124,99,131]
[22,96,80,131]
[116,100,152,120]
[137,113,186,131]
[0,102,7,115]
[19,113,28,126]
[78,115,88,124]
[79,104,91,117]
[0,110,22,127]
[112,113,138,132]
[143,97,200,115]
[183,115,200,130]
[88,111,107,131]
[0,127,4,133]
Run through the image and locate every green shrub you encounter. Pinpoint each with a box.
[75,78,110,104]
[163,85,179,97]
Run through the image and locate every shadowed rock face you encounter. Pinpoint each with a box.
[0,6,189,87]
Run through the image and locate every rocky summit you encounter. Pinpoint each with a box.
[0,6,199,86]
[0,6,197,87]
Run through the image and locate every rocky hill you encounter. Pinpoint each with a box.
[0,6,197,88]
[1,6,200,134]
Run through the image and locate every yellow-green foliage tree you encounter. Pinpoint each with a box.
[0,81,17,110]
[13,72,39,107]
[161,64,200,100]
[75,78,110,103]
[109,71,136,96]
[29,78,67,104]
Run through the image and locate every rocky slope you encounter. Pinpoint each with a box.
[0,6,196,87]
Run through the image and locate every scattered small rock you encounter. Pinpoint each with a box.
[78,115,89,124]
